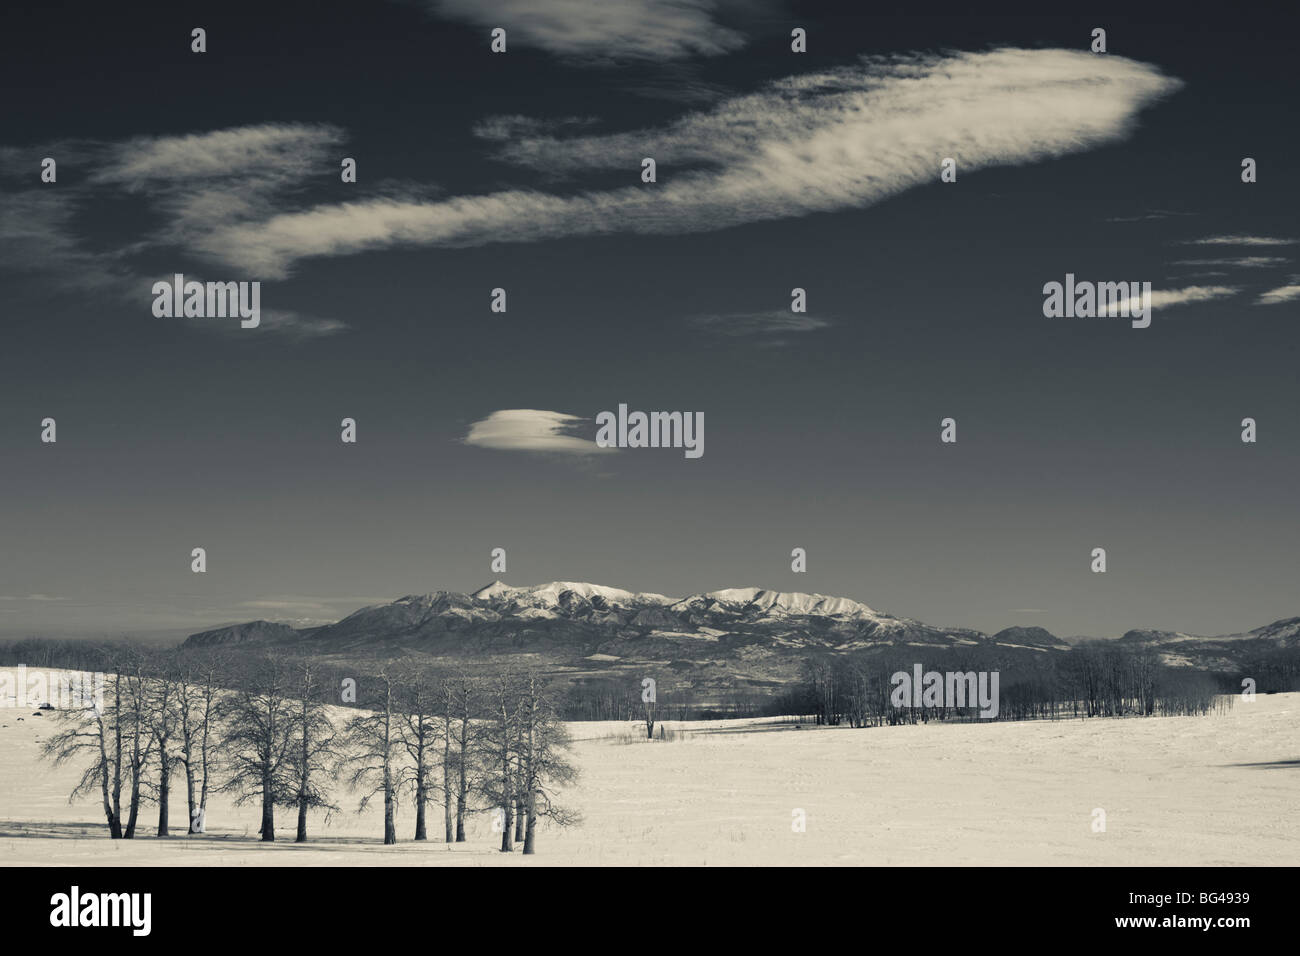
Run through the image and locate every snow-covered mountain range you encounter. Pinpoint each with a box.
[183,580,1298,687]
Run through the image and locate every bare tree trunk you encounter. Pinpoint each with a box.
[97,704,122,839]
[261,773,275,842]
[383,778,396,845]
[124,671,145,839]
[156,751,170,837]
[111,679,123,837]
[523,789,538,855]
[498,686,514,852]
[499,735,513,853]
[183,753,197,832]
[383,701,397,845]
[442,726,455,843]
[198,691,212,830]
[500,798,513,852]
[295,706,309,843]
[124,758,141,839]
[455,712,469,842]
[514,795,525,842]
[414,776,427,841]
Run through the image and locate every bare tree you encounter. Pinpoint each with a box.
[218,654,297,842]
[396,665,443,841]
[175,651,221,833]
[434,678,457,842]
[341,666,403,845]
[41,667,124,838]
[448,673,480,843]
[512,708,527,843]
[515,671,580,854]
[288,658,342,843]
[144,660,182,837]
[118,651,154,838]
[482,670,521,851]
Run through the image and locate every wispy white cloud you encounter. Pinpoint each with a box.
[1179,235,1296,247]
[1256,282,1300,305]
[464,409,612,455]
[689,310,829,338]
[199,49,1182,277]
[0,125,348,338]
[1099,285,1238,317]
[424,0,747,62]
[1105,209,1192,222]
[93,124,345,250]
[473,114,601,141]
[93,124,342,188]
[1170,257,1288,268]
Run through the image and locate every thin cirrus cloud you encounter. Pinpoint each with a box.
[1169,257,1288,268]
[1256,282,1300,305]
[92,124,343,186]
[1099,285,1238,316]
[463,409,612,455]
[1105,209,1193,222]
[689,310,830,338]
[90,123,346,248]
[423,0,748,61]
[0,125,349,338]
[195,49,1183,278]
[1178,235,1296,247]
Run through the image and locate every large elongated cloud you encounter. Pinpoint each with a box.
[200,49,1182,277]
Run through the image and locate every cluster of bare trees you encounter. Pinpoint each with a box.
[781,644,1228,727]
[40,649,580,854]
[40,648,221,839]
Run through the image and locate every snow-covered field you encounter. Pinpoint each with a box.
[1,690,1296,866]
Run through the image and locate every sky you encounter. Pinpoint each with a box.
[1,0,1297,641]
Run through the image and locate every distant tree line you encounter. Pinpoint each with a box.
[769,642,1272,726]
[560,674,777,723]
[31,645,579,854]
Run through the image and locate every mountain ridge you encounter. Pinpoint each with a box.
[183,581,1298,690]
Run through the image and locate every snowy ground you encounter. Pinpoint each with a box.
[1,688,1295,866]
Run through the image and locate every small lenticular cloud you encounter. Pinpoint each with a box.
[464,409,611,455]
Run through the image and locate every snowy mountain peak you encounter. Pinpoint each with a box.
[468,581,882,620]
[471,580,673,608]
[701,587,880,619]
[470,581,514,601]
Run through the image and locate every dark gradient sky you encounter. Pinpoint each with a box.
[2,1,1297,640]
